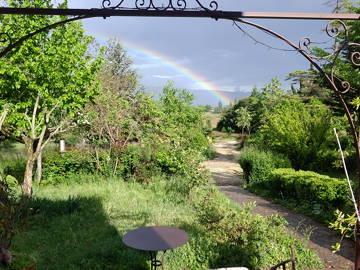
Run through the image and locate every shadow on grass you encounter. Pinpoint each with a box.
[12,196,149,270]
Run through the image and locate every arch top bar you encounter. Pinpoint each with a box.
[0,7,359,20]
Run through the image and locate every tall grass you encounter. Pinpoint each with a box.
[9,177,323,270]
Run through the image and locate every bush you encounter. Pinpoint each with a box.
[191,187,322,269]
[258,99,336,170]
[0,176,29,267]
[42,150,98,184]
[268,168,349,211]
[239,147,291,186]
[2,158,26,184]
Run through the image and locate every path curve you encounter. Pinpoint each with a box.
[203,139,354,270]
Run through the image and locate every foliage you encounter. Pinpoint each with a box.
[2,158,26,184]
[2,253,36,270]
[329,209,356,252]
[235,106,252,134]
[239,147,291,187]
[11,178,322,270]
[79,39,146,152]
[191,186,322,269]
[286,69,331,103]
[217,78,287,133]
[0,0,102,196]
[268,169,349,215]
[258,98,338,170]
[42,150,97,184]
[0,176,29,267]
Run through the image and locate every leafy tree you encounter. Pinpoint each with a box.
[235,106,252,134]
[204,104,212,112]
[159,81,203,129]
[286,69,331,103]
[100,38,141,98]
[80,40,154,150]
[259,99,336,170]
[0,0,102,196]
[217,78,287,133]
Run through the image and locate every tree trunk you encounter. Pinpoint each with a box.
[22,158,35,197]
[36,151,42,183]
[21,138,36,197]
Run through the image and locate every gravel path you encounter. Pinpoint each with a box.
[202,139,355,270]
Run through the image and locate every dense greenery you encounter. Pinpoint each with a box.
[239,147,291,186]
[7,178,322,270]
[257,98,342,171]
[2,0,354,267]
[268,169,349,210]
[217,78,287,134]
[0,0,102,196]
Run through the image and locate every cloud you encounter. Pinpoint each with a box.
[152,74,184,79]
[133,63,163,69]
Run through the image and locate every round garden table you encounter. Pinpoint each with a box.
[123,226,189,270]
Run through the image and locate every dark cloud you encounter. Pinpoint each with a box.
[69,0,334,104]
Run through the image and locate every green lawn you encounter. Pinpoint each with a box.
[10,177,323,270]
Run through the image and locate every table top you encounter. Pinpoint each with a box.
[123,226,189,251]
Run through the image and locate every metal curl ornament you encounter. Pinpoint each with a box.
[135,0,151,10]
[349,43,360,66]
[195,0,218,11]
[326,20,348,39]
[102,0,124,8]
[299,37,311,51]
[339,80,351,94]
[101,0,217,10]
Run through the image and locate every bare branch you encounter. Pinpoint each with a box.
[45,101,60,124]
[0,105,9,131]
[31,93,41,139]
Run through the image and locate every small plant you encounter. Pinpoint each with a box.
[329,210,356,253]
[0,175,29,267]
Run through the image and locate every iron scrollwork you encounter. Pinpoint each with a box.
[296,20,359,95]
[101,0,218,11]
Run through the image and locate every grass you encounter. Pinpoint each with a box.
[8,176,324,270]
[12,179,194,270]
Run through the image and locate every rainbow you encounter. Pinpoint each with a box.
[86,30,232,105]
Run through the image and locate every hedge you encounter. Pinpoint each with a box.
[268,168,349,210]
[239,147,291,186]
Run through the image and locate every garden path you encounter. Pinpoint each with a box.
[202,139,354,270]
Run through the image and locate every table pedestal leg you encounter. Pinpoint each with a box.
[149,250,166,270]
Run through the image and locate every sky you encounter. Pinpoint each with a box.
[67,0,337,105]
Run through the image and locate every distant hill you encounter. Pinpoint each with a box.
[144,87,250,106]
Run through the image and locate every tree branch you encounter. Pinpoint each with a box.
[0,105,9,131]
[31,93,40,139]
[0,15,92,58]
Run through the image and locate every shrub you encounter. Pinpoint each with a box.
[239,147,291,186]
[191,187,322,269]
[2,158,26,184]
[42,150,98,184]
[0,176,29,267]
[268,168,349,211]
[258,99,337,170]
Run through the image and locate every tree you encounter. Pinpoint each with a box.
[217,78,287,133]
[77,40,162,175]
[0,0,102,197]
[259,99,335,170]
[235,106,252,134]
